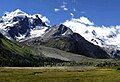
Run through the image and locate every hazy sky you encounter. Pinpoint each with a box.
[0,0,120,26]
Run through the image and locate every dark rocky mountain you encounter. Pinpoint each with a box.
[41,24,73,41]
[24,24,110,59]
[43,33,110,59]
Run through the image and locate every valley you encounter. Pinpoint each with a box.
[0,8,119,82]
[0,0,120,82]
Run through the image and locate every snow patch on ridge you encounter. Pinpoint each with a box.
[30,26,48,38]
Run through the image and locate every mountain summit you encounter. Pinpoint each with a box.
[0,9,49,41]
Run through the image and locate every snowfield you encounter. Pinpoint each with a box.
[63,16,120,48]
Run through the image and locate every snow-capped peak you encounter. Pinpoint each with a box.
[1,9,50,24]
[0,9,50,41]
[2,9,28,22]
[63,17,120,48]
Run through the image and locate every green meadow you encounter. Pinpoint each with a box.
[0,67,120,82]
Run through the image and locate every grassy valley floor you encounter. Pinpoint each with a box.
[0,67,120,82]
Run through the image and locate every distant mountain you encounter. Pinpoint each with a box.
[0,9,49,41]
[63,17,120,48]
[63,17,120,58]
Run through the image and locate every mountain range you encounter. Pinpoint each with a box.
[0,9,120,66]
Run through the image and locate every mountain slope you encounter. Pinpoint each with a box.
[43,33,110,59]
[24,24,110,59]
[33,45,96,62]
[0,32,104,66]
[0,33,64,66]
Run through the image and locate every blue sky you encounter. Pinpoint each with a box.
[0,0,120,26]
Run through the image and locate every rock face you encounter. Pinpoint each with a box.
[41,24,73,41]
[24,24,110,59]
[8,16,30,39]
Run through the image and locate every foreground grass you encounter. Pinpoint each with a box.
[0,67,120,82]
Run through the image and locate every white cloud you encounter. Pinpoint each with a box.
[70,13,74,18]
[63,8,68,11]
[70,13,74,16]
[73,8,76,12]
[54,8,60,12]
[55,4,68,12]
[60,3,68,11]
[81,11,85,14]
[78,16,94,25]
[61,5,66,8]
